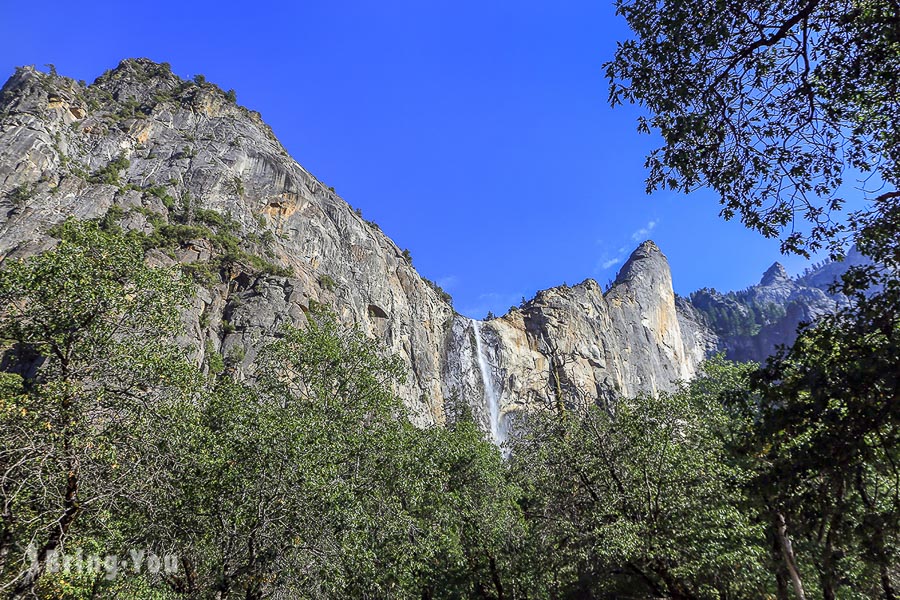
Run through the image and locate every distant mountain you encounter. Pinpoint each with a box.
[687,248,869,363]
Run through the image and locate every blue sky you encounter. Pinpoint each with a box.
[0,0,830,317]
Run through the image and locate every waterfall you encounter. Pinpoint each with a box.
[471,319,505,445]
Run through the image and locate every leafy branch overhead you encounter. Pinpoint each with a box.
[606,0,900,256]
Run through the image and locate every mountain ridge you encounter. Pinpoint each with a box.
[688,250,864,363]
[0,59,858,434]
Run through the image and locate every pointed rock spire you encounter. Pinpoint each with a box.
[760,262,790,286]
[614,240,669,287]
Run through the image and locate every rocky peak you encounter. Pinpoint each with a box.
[759,262,789,286]
[0,65,42,98]
[613,240,666,285]
[91,58,183,101]
[527,278,602,308]
[1,65,80,116]
[689,254,861,363]
[0,58,455,425]
[798,246,871,292]
[89,58,236,114]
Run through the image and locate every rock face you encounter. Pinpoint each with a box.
[0,59,840,437]
[0,60,453,426]
[443,241,714,439]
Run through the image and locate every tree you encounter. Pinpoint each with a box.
[0,223,525,599]
[733,282,900,599]
[0,220,195,596]
[509,359,770,598]
[132,310,409,598]
[137,310,525,599]
[608,8,900,594]
[409,403,526,599]
[606,0,900,257]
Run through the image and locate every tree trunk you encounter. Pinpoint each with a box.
[0,507,14,576]
[775,512,806,600]
[652,562,698,600]
[9,468,80,598]
[768,515,791,600]
[820,533,837,600]
[856,469,897,600]
[488,555,504,600]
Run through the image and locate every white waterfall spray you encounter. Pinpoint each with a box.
[471,319,505,445]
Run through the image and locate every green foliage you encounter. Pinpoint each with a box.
[0,220,196,594]
[143,185,176,210]
[608,6,900,593]
[225,345,245,366]
[318,273,336,291]
[734,291,900,598]
[118,193,290,281]
[55,304,523,599]
[181,262,220,286]
[18,220,896,597]
[606,0,900,257]
[209,226,290,277]
[7,182,36,205]
[509,359,770,598]
[5,57,895,599]
[194,207,237,230]
[690,288,789,338]
[206,340,224,375]
[0,217,519,598]
[243,254,292,277]
[115,96,149,120]
[154,223,213,248]
[404,412,526,598]
[226,175,244,197]
[140,313,405,595]
[422,276,452,305]
[98,203,125,233]
[88,154,130,186]
[401,248,412,265]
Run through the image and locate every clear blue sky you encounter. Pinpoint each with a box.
[0,0,826,317]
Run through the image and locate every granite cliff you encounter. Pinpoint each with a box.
[0,59,842,439]
[444,241,715,439]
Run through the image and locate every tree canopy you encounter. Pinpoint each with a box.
[606,0,900,257]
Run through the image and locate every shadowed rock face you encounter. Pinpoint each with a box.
[0,59,728,431]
